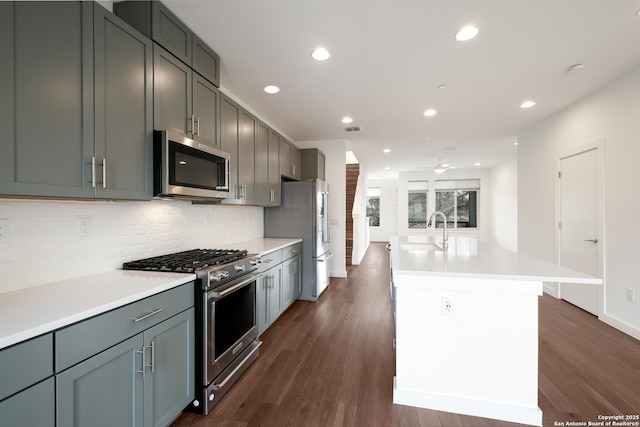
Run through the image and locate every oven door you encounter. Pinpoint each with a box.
[204,271,260,384]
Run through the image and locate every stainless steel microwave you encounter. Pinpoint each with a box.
[154,130,230,201]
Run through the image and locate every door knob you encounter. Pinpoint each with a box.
[584,238,598,243]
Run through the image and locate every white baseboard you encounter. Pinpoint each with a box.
[543,282,560,298]
[600,314,640,340]
[393,378,542,426]
[330,270,347,278]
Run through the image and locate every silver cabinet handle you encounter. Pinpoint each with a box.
[89,157,96,188]
[99,158,106,189]
[133,308,162,323]
[136,346,146,378]
[196,116,200,136]
[149,341,155,373]
[584,238,598,243]
[191,114,195,137]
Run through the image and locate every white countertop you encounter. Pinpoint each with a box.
[390,235,602,284]
[0,270,196,350]
[222,238,302,256]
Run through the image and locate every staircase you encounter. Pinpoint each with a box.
[345,164,360,266]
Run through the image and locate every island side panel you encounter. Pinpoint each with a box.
[393,275,543,426]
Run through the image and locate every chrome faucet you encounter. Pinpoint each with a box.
[428,211,448,248]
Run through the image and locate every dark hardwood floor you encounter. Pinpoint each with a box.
[172,242,640,427]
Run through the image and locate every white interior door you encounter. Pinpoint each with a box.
[559,148,600,315]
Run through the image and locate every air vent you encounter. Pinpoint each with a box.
[345,126,361,132]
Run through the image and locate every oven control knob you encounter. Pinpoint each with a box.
[234,264,245,272]
[249,257,260,265]
[210,273,222,282]
[209,393,215,402]
[220,271,230,279]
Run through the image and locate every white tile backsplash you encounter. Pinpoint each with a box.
[0,199,263,293]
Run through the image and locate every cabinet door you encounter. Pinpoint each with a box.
[257,274,269,335]
[292,255,302,300]
[94,5,153,200]
[239,110,257,203]
[57,334,144,427]
[220,95,239,198]
[268,129,281,205]
[151,2,191,66]
[143,309,195,427]
[268,265,283,326]
[192,33,220,87]
[193,73,220,148]
[255,122,270,205]
[0,378,55,427]
[291,145,302,181]
[154,45,192,136]
[281,258,293,310]
[279,138,291,178]
[0,2,95,198]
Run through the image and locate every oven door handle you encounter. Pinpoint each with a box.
[209,272,262,299]
[211,340,262,391]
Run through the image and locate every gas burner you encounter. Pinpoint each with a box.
[123,249,248,273]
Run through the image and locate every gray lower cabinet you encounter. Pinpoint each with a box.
[257,243,301,335]
[0,378,55,427]
[56,308,194,427]
[0,333,54,426]
[0,2,153,200]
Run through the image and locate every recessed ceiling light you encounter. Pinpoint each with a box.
[455,25,479,41]
[311,47,330,61]
[474,162,481,167]
[514,142,519,146]
[383,148,391,153]
[385,167,390,170]
[520,100,536,109]
[438,84,447,90]
[423,109,437,117]
[264,85,280,94]
[341,116,353,124]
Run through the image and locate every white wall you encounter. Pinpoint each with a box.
[518,63,640,338]
[489,159,518,252]
[397,168,491,241]
[0,199,263,294]
[367,178,398,242]
[296,139,347,278]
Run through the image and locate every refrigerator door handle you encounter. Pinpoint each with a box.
[317,251,333,262]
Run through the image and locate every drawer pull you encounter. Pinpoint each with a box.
[133,308,162,323]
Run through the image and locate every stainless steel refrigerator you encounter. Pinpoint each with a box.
[264,179,332,301]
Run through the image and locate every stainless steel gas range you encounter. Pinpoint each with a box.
[123,248,262,414]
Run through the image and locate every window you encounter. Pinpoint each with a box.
[366,187,381,226]
[434,180,479,228]
[408,181,428,229]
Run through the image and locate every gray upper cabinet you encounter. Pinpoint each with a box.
[94,5,154,200]
[154,44,220,148]
[115,0,220,87]
[0,2,95,199]
[268,129,282,205]
[0,2,153,201]
[257,122,280,206]
[301,148,326,181]
[280,138,301,181]
[221,94,256,204]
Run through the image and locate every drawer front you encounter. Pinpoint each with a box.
[0,333,53,401]
[55,282,194,372]
[258,249,283,272]
[282,243,302,261]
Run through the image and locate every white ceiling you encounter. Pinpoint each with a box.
[164,0,640,178]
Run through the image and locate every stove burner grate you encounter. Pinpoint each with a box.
[123,249,248,273]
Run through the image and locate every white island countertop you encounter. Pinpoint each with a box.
[390,235,602,284]
[0,270,196,350]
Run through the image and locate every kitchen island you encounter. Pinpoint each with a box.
[390,235,602,426]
